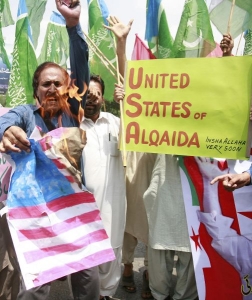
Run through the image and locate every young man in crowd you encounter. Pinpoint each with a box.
[80,15,133,299]
[80,74,125,300]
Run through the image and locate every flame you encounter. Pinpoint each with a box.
[40,92,70,119]
[78,106,84,123]
[39,80,87,123]
[68,79,86,101]
[65,80,87,123]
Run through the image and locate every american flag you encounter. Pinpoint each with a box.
[5,127,115,290]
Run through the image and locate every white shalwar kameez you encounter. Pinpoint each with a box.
[80,112,126,296]
[143,154,198,300]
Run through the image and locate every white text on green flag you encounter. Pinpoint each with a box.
[38,11,69,69]
[6,0,37,107]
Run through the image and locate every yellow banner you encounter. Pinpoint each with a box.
[123,56,252,159]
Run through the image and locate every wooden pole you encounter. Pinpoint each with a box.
[83,33,117,79]
[84,31,124,83]
[223,0,236,54]
[227,0,236,34]
[114,46,127,167]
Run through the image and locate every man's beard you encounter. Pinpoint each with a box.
[84,99,102,118]
[40,92,70,118]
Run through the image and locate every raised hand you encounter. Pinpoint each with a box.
[103,16,133,78]
[104,16,133,41]
[55,0,81,28]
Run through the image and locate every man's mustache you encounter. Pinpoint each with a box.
[44,92,61,102]
[39,91,72,119]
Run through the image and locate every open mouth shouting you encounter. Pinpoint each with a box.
[40,92,64,117]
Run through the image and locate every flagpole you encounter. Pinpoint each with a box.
[84,31,124,83]
[114,39,127,167]
[222,0,236,54]
[227,0,236,35]
[87,40,119,80]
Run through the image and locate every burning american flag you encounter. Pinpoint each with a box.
[4,127,115,289]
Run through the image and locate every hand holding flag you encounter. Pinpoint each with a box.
[0,125,30,153]
[5,127,115,289]
[171,0,215,58]
[220,33,234,56]
[113,83,125,103]
[210,0,252,39]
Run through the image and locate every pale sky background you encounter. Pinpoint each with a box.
[2,0,245,63]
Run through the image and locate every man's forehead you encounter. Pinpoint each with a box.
[88,80,102,91]
[40,68,65,79]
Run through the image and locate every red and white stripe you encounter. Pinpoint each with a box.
[7,129,115,290]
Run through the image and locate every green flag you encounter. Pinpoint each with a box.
[26,0,47,49]
[6,0,37,107]
[88,0,107,29]
[0,0,11,69]
[171,0,215,58]
[38,11,69,69]
[88,0,117,101]
[210,0,252,39]
[1,0,14,27]
[145,0,173,59]
[0,24,11,69]
[244,30,252,56]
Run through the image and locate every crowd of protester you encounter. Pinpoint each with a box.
[0,1,249,300]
